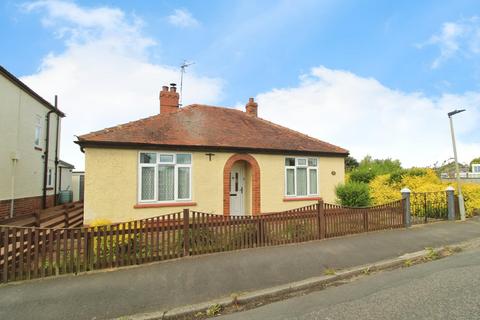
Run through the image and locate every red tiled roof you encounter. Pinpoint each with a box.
[76,105,348,156]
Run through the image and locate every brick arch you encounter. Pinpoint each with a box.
[223,154,261,215]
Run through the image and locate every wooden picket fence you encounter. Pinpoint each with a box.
[0,200,404,283]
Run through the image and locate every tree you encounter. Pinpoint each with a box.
[347,156,403,183]
[358,155,402,175]
[345,156,359,172]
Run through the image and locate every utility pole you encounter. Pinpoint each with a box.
[448,109,466,221]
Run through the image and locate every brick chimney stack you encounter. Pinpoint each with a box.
[245,97,258,117]
[160,83,179,114]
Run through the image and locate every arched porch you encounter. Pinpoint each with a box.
[223,154,260,215]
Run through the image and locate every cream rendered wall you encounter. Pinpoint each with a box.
[256,154,344,212]
[84,148,345,224]
[0,74,59,202]
[84,149,232,223]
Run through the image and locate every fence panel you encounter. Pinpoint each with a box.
[0,200,405,283]
[1,202,84,229]
[324,200,404,237]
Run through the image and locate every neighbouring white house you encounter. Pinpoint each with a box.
[0,65,71,219]
[58,160,75,192]
[440,162,480,184]
[72,171,85,202]
[469,164,480,178]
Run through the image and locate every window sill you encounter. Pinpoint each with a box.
[34,146,43,151]
[134,202,197,209]
[283,196,322,202]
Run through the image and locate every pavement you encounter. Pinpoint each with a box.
[218,245,480,320]
[1,218,479,320]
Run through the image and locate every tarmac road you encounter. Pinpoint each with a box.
[219,246,480,320]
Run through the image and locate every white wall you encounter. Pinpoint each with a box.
[72,172,85,202]
[0,73,61,201]
[59,167,73,191]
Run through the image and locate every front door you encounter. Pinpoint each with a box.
[230,164,245,215]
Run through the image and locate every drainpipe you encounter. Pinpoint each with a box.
[11,91,22,217]
[42,109,55,209]
[53,95,60,205]
[10,158,18,218]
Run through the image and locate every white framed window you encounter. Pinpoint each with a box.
[34,115,42,147]
[473,164,480,173]
[47,167,53,187]
[138,152,192,203]
[285,157,318,197]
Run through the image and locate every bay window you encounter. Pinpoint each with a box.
[139,152,192,202]
[285,157,318,197]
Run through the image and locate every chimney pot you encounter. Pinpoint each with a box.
[245,97,258,117]
[162,86,169,92]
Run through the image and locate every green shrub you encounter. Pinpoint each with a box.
[387,170,406,184]
[336,182,371,207]
[358,156,402,175]
[388,167,427,184]
[349,169,376,183]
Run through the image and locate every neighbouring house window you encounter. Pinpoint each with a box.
[285,157,318,197]
[34,115,42,147]
[47,168,53,187]
[139,152,192,202]
[473,164,480,173]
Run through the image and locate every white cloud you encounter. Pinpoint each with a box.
[256,66,480,168]
[167,9,199,28]
[20,1,222,170]
[422,17,480,68]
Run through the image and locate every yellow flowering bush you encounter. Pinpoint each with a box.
[449,183,480,216]
[401,170,444,192]
[367,169,480,217]
[369,174,399,205]
[89,218,113,227]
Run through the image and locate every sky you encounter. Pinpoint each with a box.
[1,0,479,170]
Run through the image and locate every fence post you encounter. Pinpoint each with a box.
[317,200,325,239]
[257,217,264,246]
[363,209,368,232]
[401,188,411,228]
[64,209,69,228]
[33,211,40,227]
[183,209,190,257]
[445,186,456,221]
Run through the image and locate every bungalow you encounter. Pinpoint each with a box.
[76,84,348,224]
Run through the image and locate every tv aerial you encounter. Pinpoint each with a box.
[180,60,195,106]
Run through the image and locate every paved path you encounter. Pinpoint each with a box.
[219,246,480,320]
[1,218,479,320]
